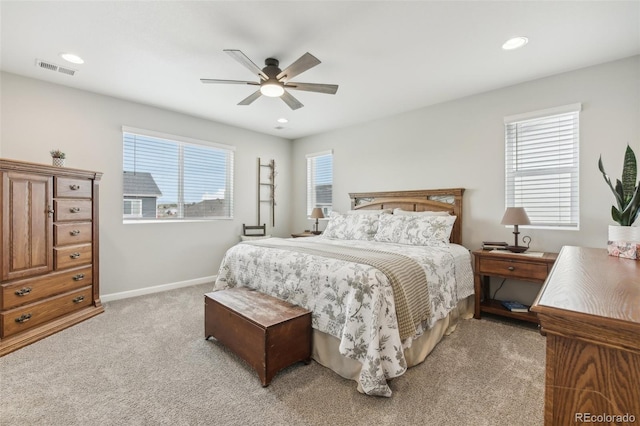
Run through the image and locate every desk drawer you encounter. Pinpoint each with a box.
[54,244,92,270]
[1,286,92,338]
[479,258,548,281]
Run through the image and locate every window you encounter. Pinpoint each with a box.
[306,150,333,216]
[504,103,580,229]
[123,199,142,218]
[122,127,234,221]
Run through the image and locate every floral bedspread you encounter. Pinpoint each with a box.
[213,236,474,397]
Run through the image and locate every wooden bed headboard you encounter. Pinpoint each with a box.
[349,188,465,245]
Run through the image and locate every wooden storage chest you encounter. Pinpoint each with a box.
[205,288,312,386]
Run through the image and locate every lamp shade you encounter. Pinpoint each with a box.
[310,208,324,219]
[501,207,531,226]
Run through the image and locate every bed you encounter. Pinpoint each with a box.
[213,189,474,397]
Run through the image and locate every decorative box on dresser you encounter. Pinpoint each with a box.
[0,158,103,356]
[531,246,640,425]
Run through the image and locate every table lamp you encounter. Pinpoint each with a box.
[311,208,324,234]
[501,207,531,253]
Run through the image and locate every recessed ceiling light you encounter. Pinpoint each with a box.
[60,53,84,64]
[502,37,529,51]
[277,118,288,124]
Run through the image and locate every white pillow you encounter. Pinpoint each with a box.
[374,214,456,246]
[393,208,450,216]
[321,212,381,240]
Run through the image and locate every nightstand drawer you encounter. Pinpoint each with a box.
[478,258,548,281]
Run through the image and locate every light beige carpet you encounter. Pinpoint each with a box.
[0,284,545,425]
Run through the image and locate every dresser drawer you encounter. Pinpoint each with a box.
[478,258,548,281]
[54,244,92,270]
[54,199,92,221]
[1,286,92,338]
[55,177,92,198]
[55,223,92,246]
[1,266,92,310]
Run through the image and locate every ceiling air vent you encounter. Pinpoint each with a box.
[35,59,77,76]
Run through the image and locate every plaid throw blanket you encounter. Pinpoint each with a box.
[244,238,431,340]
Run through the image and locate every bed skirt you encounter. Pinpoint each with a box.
[311,295,474,390]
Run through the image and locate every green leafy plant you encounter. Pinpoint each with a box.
[50,149,66,159]
[598,144,640,226]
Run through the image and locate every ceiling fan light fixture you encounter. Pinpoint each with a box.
[260,82,284,97]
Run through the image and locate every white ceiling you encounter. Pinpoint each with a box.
[1,1,639,139]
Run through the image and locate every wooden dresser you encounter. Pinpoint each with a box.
[0,158,103,356]
[531,246,640,425]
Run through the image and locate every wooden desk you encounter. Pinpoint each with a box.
[531,246,640,425]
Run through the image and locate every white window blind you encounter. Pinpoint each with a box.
[122,127,234,221]
[505,104,580,229]
[306,150,333,216]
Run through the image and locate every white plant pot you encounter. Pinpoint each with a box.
[52,157,65,167]
[608,225,640,242]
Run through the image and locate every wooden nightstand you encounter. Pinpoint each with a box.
[473,249,557,324]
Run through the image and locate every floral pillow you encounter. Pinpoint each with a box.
[374,214,456,246]
[321,212,382,240]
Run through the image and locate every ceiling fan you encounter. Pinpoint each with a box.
[200,49,338,110]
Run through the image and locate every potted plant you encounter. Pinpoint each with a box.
[50,149,66,167]
[598,144,640,258]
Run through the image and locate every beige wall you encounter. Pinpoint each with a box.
[293,55,640,250]
[291,55,640,302]
[2,55,638,302]
[0,72,292,298]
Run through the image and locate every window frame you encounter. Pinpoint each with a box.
[504,103,581,230]
[123,199,143,218]
[306,150,333,217]
[122,126,235,223]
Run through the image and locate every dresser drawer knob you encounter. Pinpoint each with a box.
[15,313,32,323]
[508,266,515,271]
[70,230,81,236]
[15,287,32,296]
[73,273,85,281]
[70,252,81,259]
[70,207,81,213]
[73,296,85,304]
[69,184,80,190]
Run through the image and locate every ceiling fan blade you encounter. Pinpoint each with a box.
[200,79,259,85]
[276,52,321,82]
[238,90,262,106]
[281,90,303,110]
[224,49,269,81]
[284,82,338,95]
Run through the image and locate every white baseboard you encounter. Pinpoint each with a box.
[100,275,216,303]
